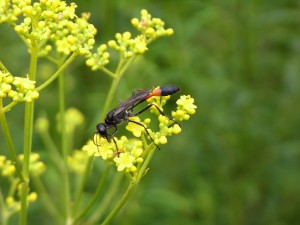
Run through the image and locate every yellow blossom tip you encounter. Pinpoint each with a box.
[159,136,168,145]
[27,192,38,202]
[141,9,148,16]
[6,197,15,205]
[35,117,49,132]
[172,124,182,134]
[166,28,174,35]
[131,18,139,26]
[2,165,16,176]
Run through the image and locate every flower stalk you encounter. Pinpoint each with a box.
[0,100,24,181]
[20,39,38,225]
[74,164,111,223]
[101,181,136,225]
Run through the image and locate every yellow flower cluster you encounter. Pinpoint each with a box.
[108,32,148,58]
[18,153,46,176]
[68,150,90,174]
[86,44,110,71]
[82,136,144,173]
[35,116,50,133]
[1,0,96,56]
[9,76,39,102]
[80,89,196,176]
[56,107,84,133]
[0,72,13,98]
[141,94,186,145]
[0,71,39,102]
[131,9,174,42]
[0,153,43,216]
[0,155,15,176]
[0,0,30,24]
[5,192,37,217]
[85,9,173,70]
[172,95,197,121]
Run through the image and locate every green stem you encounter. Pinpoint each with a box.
[137,144,156,182]
[0,187,8,225]
[32,177,63,222]
[22,102,35,175]
[100,56,135,121]
[100,67,117,79]
[0,101,18,114]
[0,100,24,181]
[0,60,11,73]
[74,164,111,223]
[38,127,64,172]
[8,178,19,197]
[100,77,120,120]
[62,167,71,225]
[58,69,68,157]
[72,156,94,215]
[20,40,38,225]
[35,53,77,92]
[119,56,136,76]
[100,181,136,225]
[36,123,66,221]
[58,67,71,224]
[87,172,123,224]
[99,145,156,225]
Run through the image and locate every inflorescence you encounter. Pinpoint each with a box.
[0,153,45,216]
[0,0,99,109]
[0,71,39,103]
[86,9,174,71]
[81,89,197,175]
[0,0,96,56]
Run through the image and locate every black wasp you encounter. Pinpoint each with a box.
[94,85,180,149]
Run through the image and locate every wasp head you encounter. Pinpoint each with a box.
[96,123,108,137]
[93,123,109,146]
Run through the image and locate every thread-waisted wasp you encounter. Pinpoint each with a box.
[94,85,180,150]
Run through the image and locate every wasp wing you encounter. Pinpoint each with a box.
[111,88,153,117]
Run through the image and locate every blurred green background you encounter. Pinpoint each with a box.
[1,0,300,225]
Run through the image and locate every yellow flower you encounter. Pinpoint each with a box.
[114,152,136,172]
[82,140,99,156]
[27,192,38,202]
[86,44,110,70]
[0,83,11,98]
[131,9,174,42]
[2,0,96,56]
[176,95,197,115]
[68,150,89,174]
[4,76,40,102]
[18,153,46,176]
[173,95,197,121]
[0,155,6,168]
[56,107,84,134]
[2,164,15,176]
[126,117,146,137]
[35,116,50,133]
[82,139,114,160]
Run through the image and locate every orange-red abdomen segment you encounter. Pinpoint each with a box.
[145,85,180,99]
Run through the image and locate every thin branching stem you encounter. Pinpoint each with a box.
[0,100,24,181]
[20,39,38,225]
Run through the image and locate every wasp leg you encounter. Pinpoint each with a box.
[110,125,119,138]
[127,119,160,150]
[131,103,181,127]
